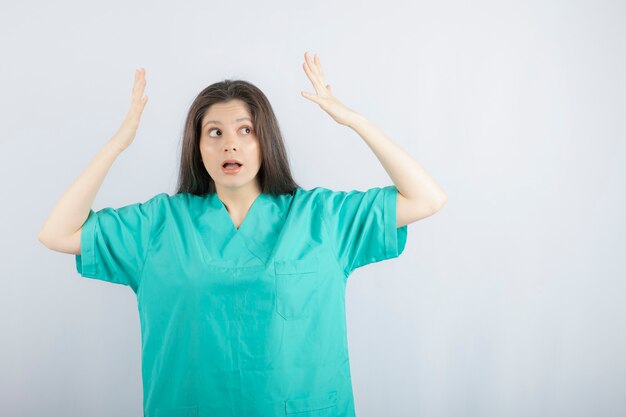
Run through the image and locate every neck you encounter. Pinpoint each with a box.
[215,184,262,214]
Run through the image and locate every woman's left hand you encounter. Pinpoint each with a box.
[301,52,359,127]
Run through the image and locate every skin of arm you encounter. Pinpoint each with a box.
[38,68,149,254]
[37,142,124,254]
[300,52,448,227]
[345,113,448,226]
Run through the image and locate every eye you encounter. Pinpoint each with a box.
[207,126,253,138]
[241,126,253,134]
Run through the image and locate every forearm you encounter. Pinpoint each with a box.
[38,141,124,246]
[346,113,447,206]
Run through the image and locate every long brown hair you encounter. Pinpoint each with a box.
[175,79,300,196]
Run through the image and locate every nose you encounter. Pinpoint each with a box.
[223,143,237,152]
[222,135,238,151]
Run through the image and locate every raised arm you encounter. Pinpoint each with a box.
[37,68,149,254]
[300,52,447,227]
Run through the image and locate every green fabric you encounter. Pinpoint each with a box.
[75,186,408,417]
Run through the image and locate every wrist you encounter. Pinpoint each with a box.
[345,112,366,129]
[104,140,127,156]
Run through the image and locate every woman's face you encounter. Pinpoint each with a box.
[199,99,262,194]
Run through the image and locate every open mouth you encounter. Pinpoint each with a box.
[222,162,243,168]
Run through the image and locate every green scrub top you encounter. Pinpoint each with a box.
[75,185,408,417]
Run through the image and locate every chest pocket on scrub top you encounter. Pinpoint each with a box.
[274,254,321,320]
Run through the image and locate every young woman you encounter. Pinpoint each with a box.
[38,52,447,417]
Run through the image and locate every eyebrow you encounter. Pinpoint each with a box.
[202,117,252,129]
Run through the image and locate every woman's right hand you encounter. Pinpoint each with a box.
[109,68,149,152]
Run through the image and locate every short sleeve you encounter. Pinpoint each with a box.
[320,185,408,277]
[74,193,167,292]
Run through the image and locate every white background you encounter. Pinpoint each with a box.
[2,0,625,416]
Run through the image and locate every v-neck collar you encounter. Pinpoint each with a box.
[212,192,266,235]
[197,191,290,266]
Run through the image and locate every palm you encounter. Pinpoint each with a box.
[301,52,357,126]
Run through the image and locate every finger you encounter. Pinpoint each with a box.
[304,52,319,80]
[305,52,320,76]
[132,86,146,109]
[310,52,325,80]
[307,52,328,90]
[133,69,147,98]
[301,90,320,105]
[131,72,147,112]
[303,53,316,81]
[133,75,144,97]
[133,70,139,89]
[302,61,325,94]
[134,67,146,83]
[134,68,144,84]
[314,53,324,77]
[302,62,318,87]
[134,80,146,98]
[137,68,146,84]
